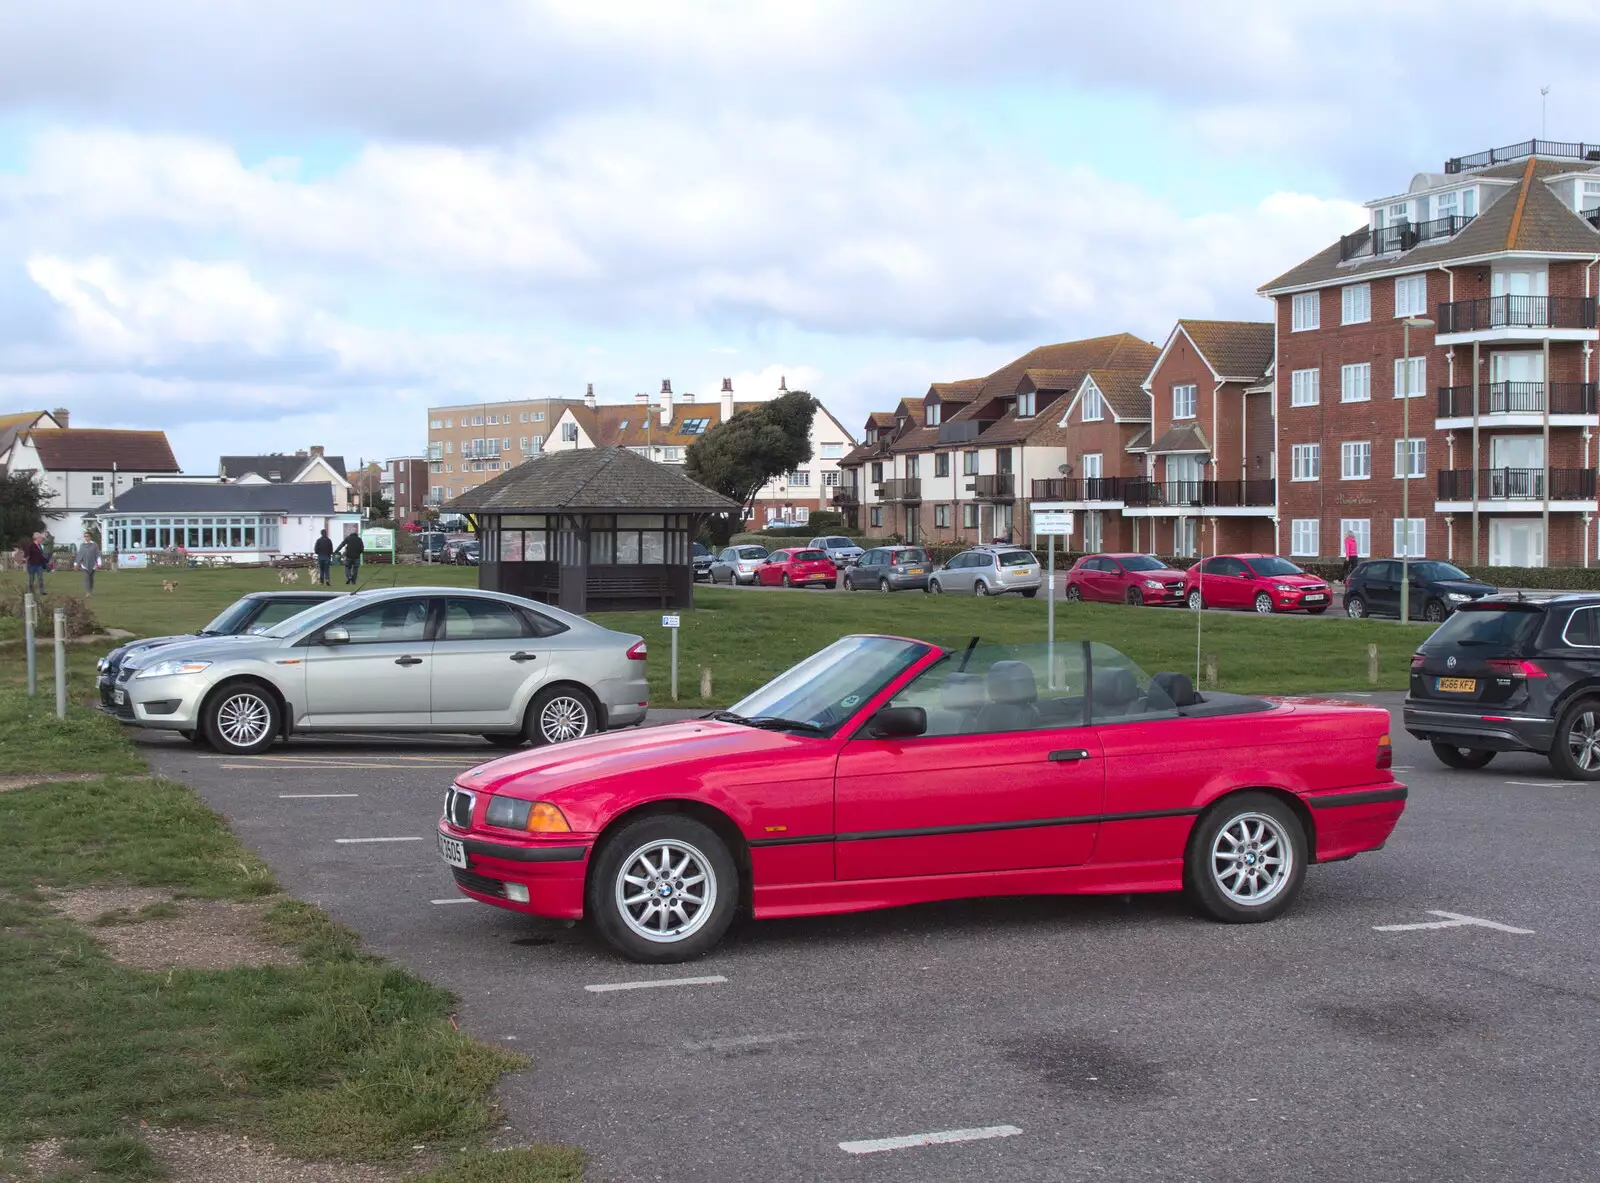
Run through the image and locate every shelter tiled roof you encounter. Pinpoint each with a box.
[29,429,178,473]
[1177,320,1275,382]
[448,446,740,514]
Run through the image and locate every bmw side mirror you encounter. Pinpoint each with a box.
[322,626,351,645]
[868,705,926,739]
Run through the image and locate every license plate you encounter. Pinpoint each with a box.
[438,833,468,868]
[1303,594,1326,603]
[1436,677,1477,693]
[113,688,126,705]
[906,568,923,575]
[1013,569,1034,577]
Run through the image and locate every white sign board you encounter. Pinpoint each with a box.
[361,526,395,552]
[1031,508,1074,537]
[661,615,681,629]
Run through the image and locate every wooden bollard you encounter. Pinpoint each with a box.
[1367,643,1380,685]
[700,667,713,699]
[1204,653,1219,688]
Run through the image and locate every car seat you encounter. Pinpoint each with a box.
[1091,667,1140,718]
[1147,671,1199,710]
[976,661,1040,731]
[937,671,988,732]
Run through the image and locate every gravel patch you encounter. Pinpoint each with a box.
[22,1133,400,1182]
[51,888,298,971]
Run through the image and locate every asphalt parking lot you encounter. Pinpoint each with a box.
[137,702,1600,1183]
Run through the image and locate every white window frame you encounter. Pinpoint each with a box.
[1434,190,1458,221]
[1290,369,1319,407]
[1290,444,1320,482]
[926,404,941,427]
[1083,386,1105,421]
[1341,283,1371,325]
[1394,274,1427,318]
[1393,355,1426,399]
[1172,384,1197,420]
[1340,363,1371,404]
[1393,517,1426,559]
[1017,391,1036,417]
[1394,438,1426,479]
[1290,519,1319,557]
[1340,518,1372,558]
[1292,292,1320,332]
[1340,441,1372,481]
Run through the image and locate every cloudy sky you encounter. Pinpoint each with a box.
[1,1,1595,471]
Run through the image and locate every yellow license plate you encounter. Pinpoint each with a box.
[1014,569,1034,576]
[906,568,923,575]
[1435,677,1477,693]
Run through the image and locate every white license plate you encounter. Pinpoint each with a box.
[1303,594,1326,603]
[113,688,126,705]
[438,833,468,868]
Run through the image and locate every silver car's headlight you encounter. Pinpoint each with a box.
[96,657,109,672]
[135,658,213,680]
[1447,592,1470,601]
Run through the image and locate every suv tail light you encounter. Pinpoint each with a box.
[626,641,648,661]
[1377,734,1392,769]
[1410,653,1425,670]
[1485,658,1547,678]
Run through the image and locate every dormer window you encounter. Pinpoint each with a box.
[926,403,941,427]
[1435,190,1457,220]
[1016,391,1036,418]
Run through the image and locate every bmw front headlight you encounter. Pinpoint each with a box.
[135,658,213,680]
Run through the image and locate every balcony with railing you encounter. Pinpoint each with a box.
[1029,477,1126,502]
[1123,479,1275,509]
[1338,214,1474,262]
[1436,381,1599,419]
[831,485,859,506]
[1445,139,1600,173]
[969,473,1015,501]
[1437,468,1597,501]
[1436,295,1598,335]
[877,478,922,503]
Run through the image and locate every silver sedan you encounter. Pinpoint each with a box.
[109,586,649,754]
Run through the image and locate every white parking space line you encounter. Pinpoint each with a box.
[335,836,425,844]
[682,1031,805,1052]
[1505,780,1570,788]
[224,762,420,771]
[839,1125,1023,1155]
[279,793,359,799]
[584,975,728,993]
[1374,909,1535,934]
[430,897,475,905]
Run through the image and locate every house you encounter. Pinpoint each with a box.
[222,448,353,511]
[425,396,584,506]
[546,379,857,528]
[98,481,361,567]
[2,426,180,543]
[1262,138,1600,567]
[0,409,65,474]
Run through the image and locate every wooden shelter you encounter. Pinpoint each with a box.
[447,447,739,613]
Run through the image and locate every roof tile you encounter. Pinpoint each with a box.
[448,446,740,513]
[28,429,178,473]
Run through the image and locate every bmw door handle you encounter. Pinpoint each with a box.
[1049,749,1091,763]
[395,655,424,667]
[510,651,537,663]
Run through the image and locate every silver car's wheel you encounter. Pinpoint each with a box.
[536,691,594,744]
[614,837,718,944]
[1209,812,1293,906]
[204,684,278,754]
[975,581,989,597]
[929,580,942,595]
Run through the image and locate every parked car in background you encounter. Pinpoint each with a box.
[437,634,1406,961]
[691,542,715,581]
[442,538,475,564]
[1065,554,1188,606]
[1344,559,1495,622]
[1184,554,1331,615]
[108,587,649,755]
[845,546,931,592]
[929,547,1042,597]
[98,590,341,714]
[418,532,448,561]
[1405,594,1600,778]
[757,548,838,589]
[708,545,770,585]
[454,540,480,566]
[809,536,864,567]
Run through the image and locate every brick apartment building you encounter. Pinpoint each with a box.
[426,397,583,506]
[379,456,429,523]
[1263,139,1600,567]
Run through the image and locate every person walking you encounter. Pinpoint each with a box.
[1342,531,1359,581]
[334,530,365,585]
[77,532,102,596]
[24,532,49,596]
[313,529,334,585]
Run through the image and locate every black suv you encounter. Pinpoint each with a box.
[1404,594,1600,777]
[1344,559,1495,622]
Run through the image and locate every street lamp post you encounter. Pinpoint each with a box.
[1400,316,1435,624]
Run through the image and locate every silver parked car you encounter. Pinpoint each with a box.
[844,546,932,592]
[808,535,864,567]
[708,544,770,585]
[108,586,649,754]
[928,546,1043,597]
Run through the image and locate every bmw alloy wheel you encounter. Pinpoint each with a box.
[1210,812,1293,906]
[216,692,272,748]
[540,695,591,743]
[614,838,717,943]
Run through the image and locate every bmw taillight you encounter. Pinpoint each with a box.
[1377,734,1392,769]
[1485,658,1547,678]
[626,641,647,661]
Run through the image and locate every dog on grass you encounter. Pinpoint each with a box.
[161,580,177,593]
[277,569,300,584]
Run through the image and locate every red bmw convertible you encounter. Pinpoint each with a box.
[437,635,1406,961]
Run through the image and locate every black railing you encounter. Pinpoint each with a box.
[831,486,859,506]
[877,478,922,502]
[1030,476,1127,502]
[1436,295,1598,333]
[1338,214,1474,261]
[969,473,1015,500]
[1446,139,1600,173]
[1437,468,1597,500]
[1123,479,1275,508]
[1437,382,1600,417]
[1585,205,1600,230]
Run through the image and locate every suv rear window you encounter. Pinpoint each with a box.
[1425,606,1543,649]
[999,551,1038,567]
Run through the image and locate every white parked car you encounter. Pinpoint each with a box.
[809,535,865,566]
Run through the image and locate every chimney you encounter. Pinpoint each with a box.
[295,449,309,458]
[584,382,597,410]
[720,377,735,420]
[634,391,648,406]
[310,445,325,459]
[659,379,674,426]
[51,407,69,428]
[779,376,788,392]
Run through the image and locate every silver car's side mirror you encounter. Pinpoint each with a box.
[323,626,351,645]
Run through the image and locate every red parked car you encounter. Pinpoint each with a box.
[757,547,838,589]
[1184,554,1333,615]
[1064,553,1189,606]
[437,635,1405,961]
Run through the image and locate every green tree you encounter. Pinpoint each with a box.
[0,471,53,550]
[686,390,818,546]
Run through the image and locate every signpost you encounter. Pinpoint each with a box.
[1029,506,1074,689]
[662,614,681,701]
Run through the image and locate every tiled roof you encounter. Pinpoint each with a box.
[1016,368,1087,393]
[1085,369,1154,420]
[1262,157,1600,293]
[927,379,985,405]
[1125,427,1152,452]
[1178,320,1275,382]
[223,453,349,482]
[1149,424,1212,454]
[98,482,333,515]
[961,334,1159,410]
[28,429,178,473]
[448,446,740,513]
[866,412,897,429]
[569,401,758,449]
